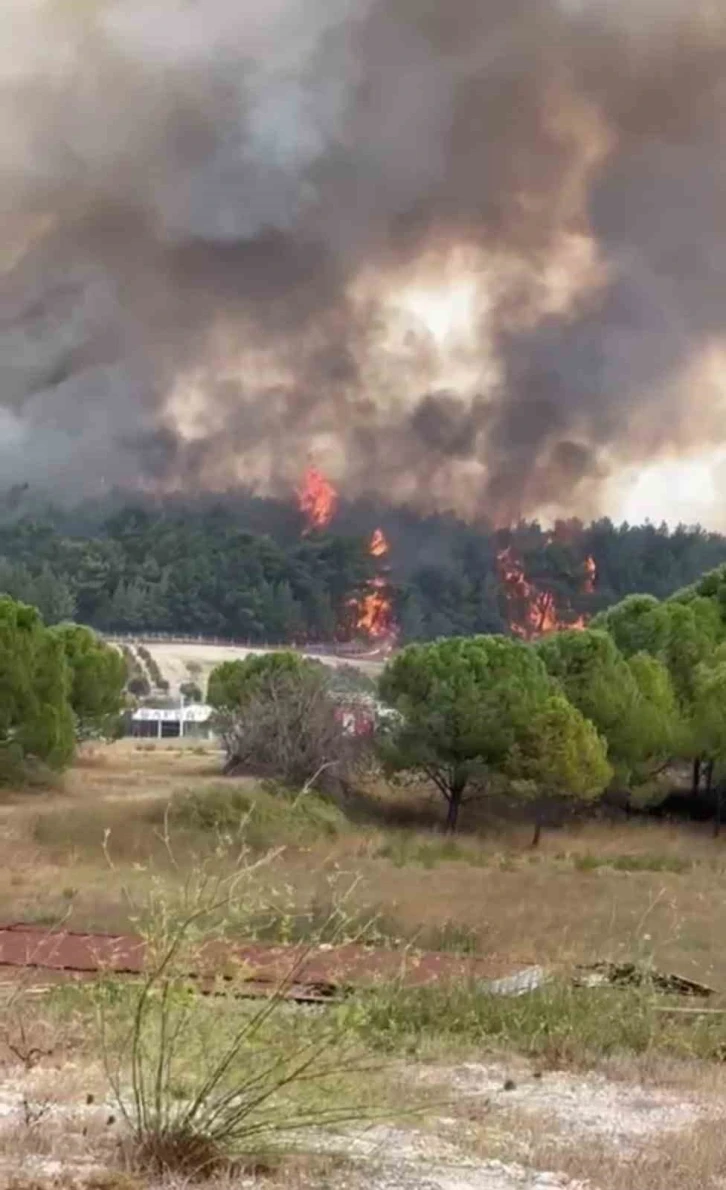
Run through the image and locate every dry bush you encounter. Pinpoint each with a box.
[215,668,366,792]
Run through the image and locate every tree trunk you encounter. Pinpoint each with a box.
[706,760,715,797]
[444,777,466,833]
[531,816,543,847]
[715,784,723,840]
[692,757,702,797]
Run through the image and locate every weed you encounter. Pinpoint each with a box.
[96,847,381,1177]
[610,853,692,874]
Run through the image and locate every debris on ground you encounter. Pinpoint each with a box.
[573,962,717,999]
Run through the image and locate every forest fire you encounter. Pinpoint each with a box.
[352,529,396,646]
[297,467,396,646]
[298,465,337,532]
[497,547,597,640]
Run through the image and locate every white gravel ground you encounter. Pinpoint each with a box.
[0,1056,717,1188]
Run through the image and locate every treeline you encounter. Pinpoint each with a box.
[383,566,726,830]
[0,496,726,642]
[206,563,726,834]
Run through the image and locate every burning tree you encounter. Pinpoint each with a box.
[349,529,397,649]
[298,465,338,533]
[497,542,598,640]
[297,465,397,649]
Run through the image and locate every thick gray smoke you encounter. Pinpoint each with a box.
[2,0,726,522]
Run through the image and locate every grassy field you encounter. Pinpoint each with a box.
[4,742,726,1186]
[4,739,726,988]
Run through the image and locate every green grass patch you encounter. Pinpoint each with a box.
[375,832,488,869]
[340,981,726,1065]
[572,852,692,875]
[34,974,726,1074]
[165,781,350,850]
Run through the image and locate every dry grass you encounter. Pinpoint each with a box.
[1,1154,349,1190]
[507,1114,726,1190]
[143,641,383,697]
[4,742,726,987]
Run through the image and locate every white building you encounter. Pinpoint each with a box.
[130,704,214,740]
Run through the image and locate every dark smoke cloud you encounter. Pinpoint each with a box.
[2,0,726,522]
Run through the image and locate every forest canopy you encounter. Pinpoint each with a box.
[0,493,725,644]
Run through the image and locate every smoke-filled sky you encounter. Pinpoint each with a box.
[3,0,726,526]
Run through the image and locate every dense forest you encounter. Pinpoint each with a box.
[1,490,726,644]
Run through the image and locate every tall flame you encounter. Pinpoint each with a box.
[296,466,397,648]
[297,465,338,532]
[352,528,396,646]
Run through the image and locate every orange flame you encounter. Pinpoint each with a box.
[370,528,390,558]
[350,528,396,643]
[298,465,337,532]
[354,578,393,638]
[497,546,594,640]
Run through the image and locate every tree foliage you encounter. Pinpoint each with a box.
[0,499,724,646]
[536,631,638,775]
[208,652,319,711]
[52,624,126,739]
[379,636,553,830]
[592,594,671,659]
[509,695,612,842]
[692,662,726,765]
[0,597,75,777]
[594,592,721,711]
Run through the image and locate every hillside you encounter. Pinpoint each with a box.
[118,638,384,698]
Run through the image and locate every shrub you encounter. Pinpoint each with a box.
[97,854,375,1176]
[210,652,361,789]
[165,782,348,850]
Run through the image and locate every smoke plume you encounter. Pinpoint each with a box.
[2,0,726,522]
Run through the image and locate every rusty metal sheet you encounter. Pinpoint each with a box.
[0,924,519,997]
